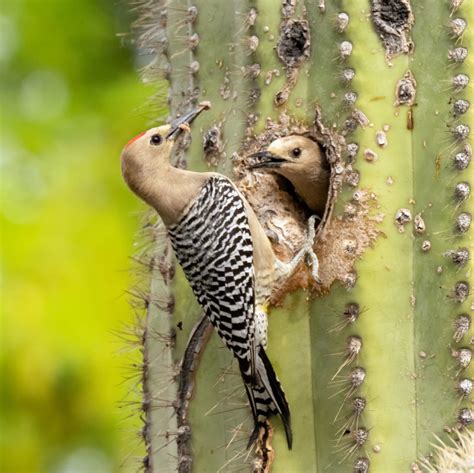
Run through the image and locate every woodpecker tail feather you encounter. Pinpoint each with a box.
[257,347,292,449]
[244,346,292,450]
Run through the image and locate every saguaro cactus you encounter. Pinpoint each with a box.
[127,0,472,471]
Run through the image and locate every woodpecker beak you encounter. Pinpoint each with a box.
[166,101,211,140]
[248,151,287,169]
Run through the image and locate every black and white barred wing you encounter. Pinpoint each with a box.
[167,176,256,378]
[168,175,292,449]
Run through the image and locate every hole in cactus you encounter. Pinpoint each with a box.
[371,0,414,57]
[274,20,310,107]
[233,107,382,301]
[202,124,225,166]
[277,20,310,68]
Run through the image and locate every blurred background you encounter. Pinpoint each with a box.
[0,0,165,471]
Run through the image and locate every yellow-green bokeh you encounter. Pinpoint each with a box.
[0,1,165,471]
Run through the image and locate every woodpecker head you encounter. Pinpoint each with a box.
[249,135,327,176]
[121,103,210,202]
[248,135,330,214]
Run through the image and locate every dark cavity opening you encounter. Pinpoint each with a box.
[371,0,413,56]
[277,20,310,69]
[372,0,411,29]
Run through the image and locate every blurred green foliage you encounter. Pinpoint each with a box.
[0,0,165,471]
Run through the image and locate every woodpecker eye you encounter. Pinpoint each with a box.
[150,134,163,146]
[291,147,302,158]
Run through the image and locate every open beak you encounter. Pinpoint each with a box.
[166,101,211,140]
[247,151,287,169]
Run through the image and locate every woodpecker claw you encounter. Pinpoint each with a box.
[302,215,321,284]
[274,215,321,286]
[305,250,321,284]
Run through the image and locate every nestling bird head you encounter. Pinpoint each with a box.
[248,135,330,215]
[249,135,326,174]
[121,103,210,205]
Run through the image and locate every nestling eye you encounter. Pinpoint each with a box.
[150,134,163,146]
[291,147,301,158]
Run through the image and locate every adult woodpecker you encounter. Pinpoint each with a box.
[121,104,292,449]
[249,135,330,216]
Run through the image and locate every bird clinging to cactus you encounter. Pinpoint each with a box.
[121,103,293,448]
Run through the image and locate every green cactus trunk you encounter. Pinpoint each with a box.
[129,0,472,472]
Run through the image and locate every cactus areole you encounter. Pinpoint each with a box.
[125,0,473,472]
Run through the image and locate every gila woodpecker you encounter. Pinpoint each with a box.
[121,104,292,449]
[250,135,330,216]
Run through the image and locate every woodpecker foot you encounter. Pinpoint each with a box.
[301,215,321,284]
[275,215,321,285]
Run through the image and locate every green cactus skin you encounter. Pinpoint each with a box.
[128,0,472,471]
[143,236,179,472]
[411,0,473,460]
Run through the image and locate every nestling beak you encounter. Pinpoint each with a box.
[166,101,211,140]
[248,151,287,169]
